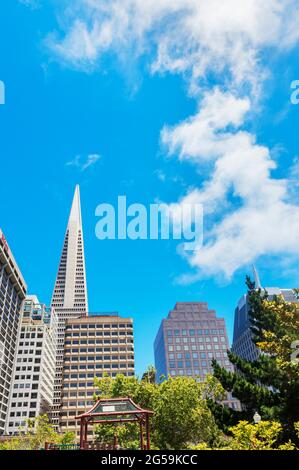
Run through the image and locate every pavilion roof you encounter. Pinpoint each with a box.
[75,397,154,423]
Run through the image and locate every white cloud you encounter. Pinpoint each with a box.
[154,169,166,182]
[161,89,251,162]
[46,0,299,279]
[19,0,39,8]
[47,1,299,91]
[163,88,299,278]
[66,153,101,171]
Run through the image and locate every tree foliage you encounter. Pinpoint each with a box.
[191,420,299,450]
[93,370,224,450]
[0,415,75,450]
[210,277,299,444]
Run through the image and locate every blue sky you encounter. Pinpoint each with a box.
[1,1,299,376]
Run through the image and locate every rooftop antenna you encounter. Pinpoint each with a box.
[252,265,262,289]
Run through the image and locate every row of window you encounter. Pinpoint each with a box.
[166,329,225,336]
[66,323,132,329]
[64,343,133,350]
[168,351,227,360]
[63,364,134,371]
[169,359,230,368]
[65,352,133,359]
[13,383,39,390]
[168,344,227,352]
[20,332,43,339]
[10,401,37,408]
[17,349,42,355]
[65,332,133,338]
[169,369,212,377]
[8,416,35,427]
[168,336,226,343]
[12,392,37,399]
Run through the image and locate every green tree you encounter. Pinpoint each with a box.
[191,421,299,450]
[0,415,75,450]
[151,375,223,449]
[93,369,224,449]
[209,277,299,444]
[141,365,156,384]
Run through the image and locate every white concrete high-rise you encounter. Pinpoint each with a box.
[51,186,89,429]
[5,296,58,434]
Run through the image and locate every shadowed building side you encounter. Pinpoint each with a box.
[0,229,27,434]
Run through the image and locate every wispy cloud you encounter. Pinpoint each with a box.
[154,169,166,182]
[19,0,39,8]
[46,0,299,280]
[66,154,101,171]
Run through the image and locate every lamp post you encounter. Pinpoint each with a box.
[253,412,261,424]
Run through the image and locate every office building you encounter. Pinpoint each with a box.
[0,229,27,434]
[51,186,89,428]
[232,267,299,361]
[154,302,239,409]
[60,314,135,439]
[5,296,58,434]
[154,302,233,380]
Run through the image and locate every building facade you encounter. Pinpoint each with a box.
[154,302,233,380]
[5,296,58,434]
[50,185,89,429]
[59,314,135,439]
[0,229,27,434]
[154,302,239,409]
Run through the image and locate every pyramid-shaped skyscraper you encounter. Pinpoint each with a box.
[51,185,88,316]
[51,185,89,428]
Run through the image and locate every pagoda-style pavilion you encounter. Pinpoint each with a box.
[75,397,154,450]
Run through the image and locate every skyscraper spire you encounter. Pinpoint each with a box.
[50,185,88,430]
[252,265,262,290]
[68,184,82,227]
[51,185,88,315]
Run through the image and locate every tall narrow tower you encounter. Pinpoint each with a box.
[51,185,89,429]
[51,185,88,317]
[252,265,262,290]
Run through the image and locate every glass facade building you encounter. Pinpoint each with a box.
[154,302,233,380]
[154,302,239,409]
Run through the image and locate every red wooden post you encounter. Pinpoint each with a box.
[139,419,144,450]
[145,414,150,450]
[79,418,85,449]
[45,442,49,450]
[84,420,88,442]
